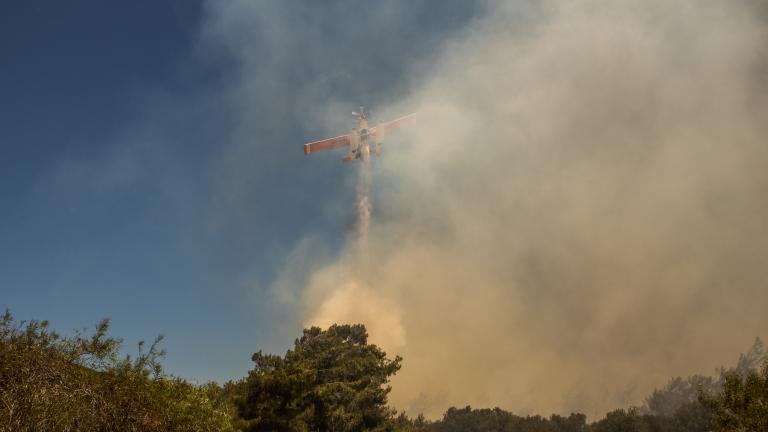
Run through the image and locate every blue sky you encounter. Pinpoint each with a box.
[0,1,481,382]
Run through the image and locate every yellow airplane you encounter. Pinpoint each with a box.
[303,108,416,162]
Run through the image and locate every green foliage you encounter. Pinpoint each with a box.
[389,412,430,432]
[589,408,669,432]
[633,337,768,432]
[0,310,236,432]
[664,401,710,432]
[428,406,586,432]
[237,324,402,431]
[0,309,762,432]
[700,360,768,432]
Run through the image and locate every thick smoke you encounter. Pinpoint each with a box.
[296,0,768,419]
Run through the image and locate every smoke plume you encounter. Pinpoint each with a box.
[291,0,768,419]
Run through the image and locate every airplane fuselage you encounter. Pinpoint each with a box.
[342,113,382,162]
[350,117,371,161]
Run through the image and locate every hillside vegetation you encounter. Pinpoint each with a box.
[0,310,765,431]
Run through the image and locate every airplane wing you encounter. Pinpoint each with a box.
[370,113,417,137]
[303,134,351,155]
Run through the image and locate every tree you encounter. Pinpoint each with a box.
[727,337,765,377]
[429,406,587,432]
[389,412,429,432]
[589,408,656,432]
[700,360,768,432]
[237,324,402,432]
[637,337,767,432]
[644,375,716,418]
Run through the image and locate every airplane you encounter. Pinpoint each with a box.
[303,108,416,162]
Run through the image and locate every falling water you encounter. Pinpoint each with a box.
[304,143,407,354]
[356,157,372,277]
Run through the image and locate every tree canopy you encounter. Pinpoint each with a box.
[235,324,402,432]
[700,360,768,432]
[1,309,767,432]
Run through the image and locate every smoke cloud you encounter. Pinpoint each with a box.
[292,0,768,419]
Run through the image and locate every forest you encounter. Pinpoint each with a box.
[0,310,765,432]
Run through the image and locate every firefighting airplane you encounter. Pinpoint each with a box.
[303,108,416,162]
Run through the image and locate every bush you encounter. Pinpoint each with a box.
[0,310,236,432]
